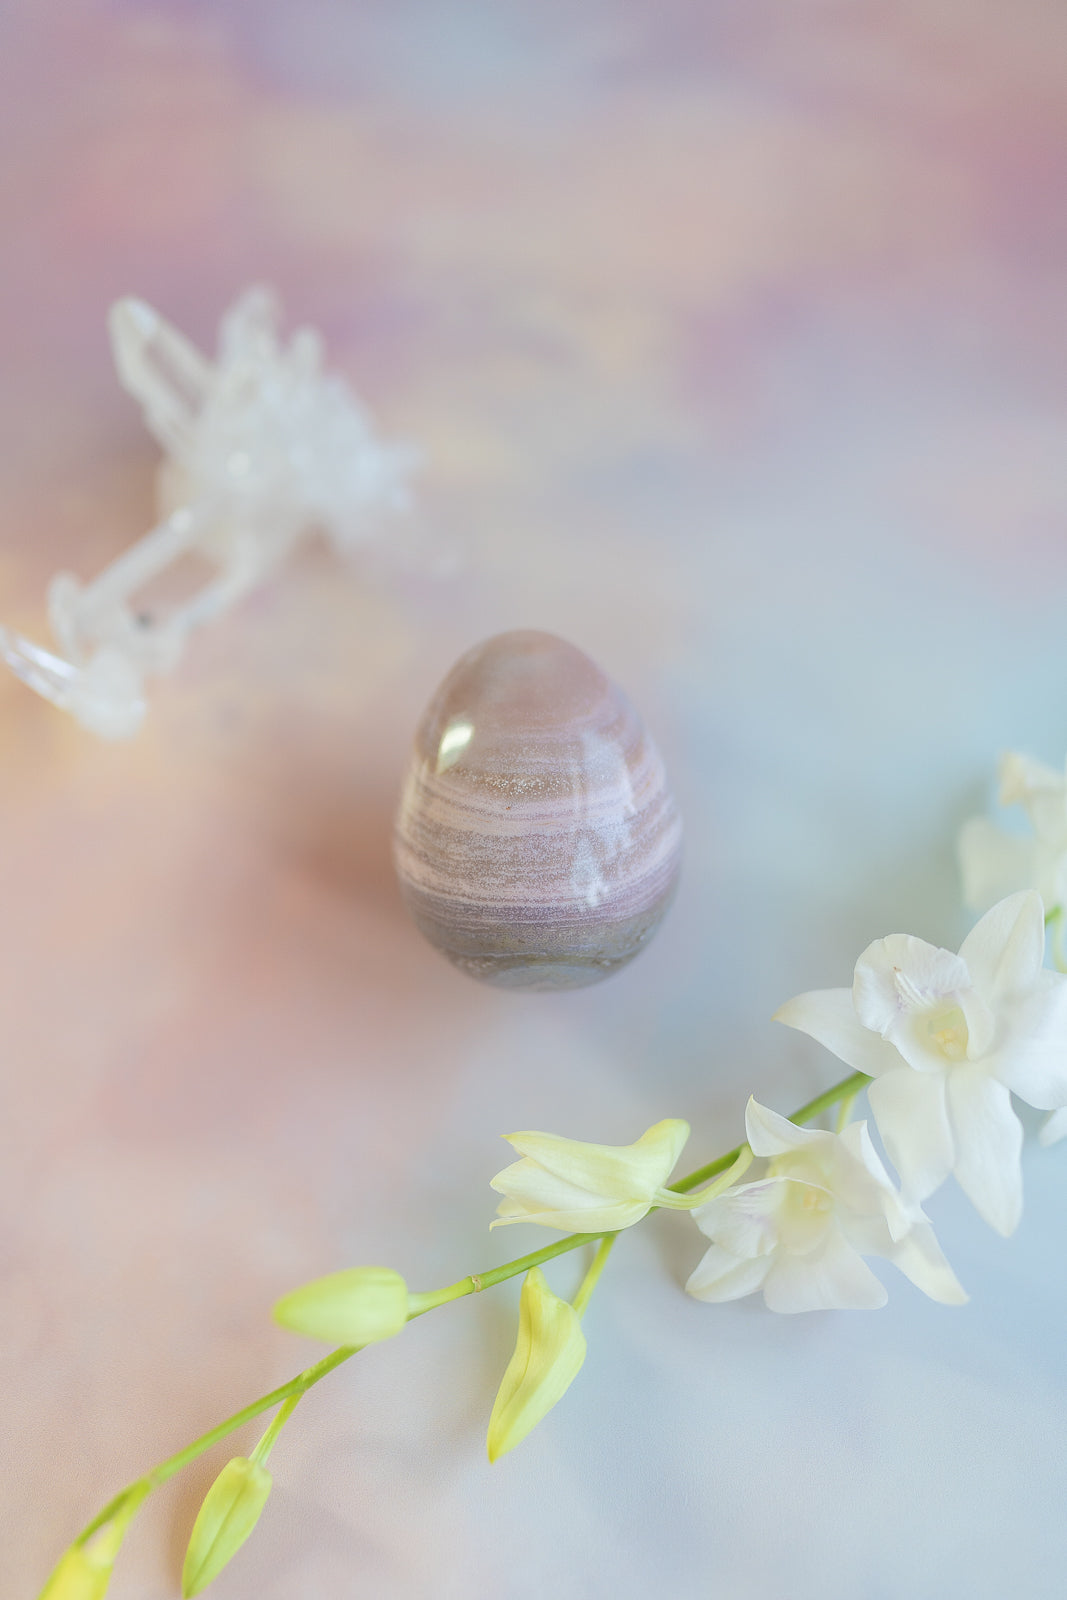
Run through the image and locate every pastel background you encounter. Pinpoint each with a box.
[3,3,1067,1596]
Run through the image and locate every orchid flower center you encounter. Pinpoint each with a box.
[924,1005,969,1061]
[761,1165,835,1250]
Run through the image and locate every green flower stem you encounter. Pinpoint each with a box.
[654,1146,754,1210]
[72,1345,359,1550]
[406,1229,612,1319]
[72,1487,138,1549]
[148,1346,358,1489]
[250,1393,302,1466]
[73,1478,153,1553]
[835,1093,858,1133]
[58,1066,869,1570]
[571,1236,616,1317]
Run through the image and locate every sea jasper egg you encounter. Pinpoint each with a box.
[393,630,682,990]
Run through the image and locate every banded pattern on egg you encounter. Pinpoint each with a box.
[393,630,682,990]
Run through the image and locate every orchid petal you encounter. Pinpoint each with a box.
[492,1159,625,1216]
[771,1179,837,1255]
[500,1120,689,1199]
[834,1118,892,1186]
[685,1245,771,1303]
[999,750,1065,805]
[852,935,994,1066]
[984,972,1067,1108]
[868,1068,954,1199]
[853,934,970,1034]
[692,1179,783,1258]
[762,1226,887,1313]
[1000,752,1067,847]
[831,1120,903,1222]
[491,1171,652,1233]
[772,987,903,1078]
[947,1068,1023,1236]
[744,1097,828,1157]
[835,1209,896,1257]
[958,890,1045,1007]
[885,1217,968,1306]
[490,1119,689,1232]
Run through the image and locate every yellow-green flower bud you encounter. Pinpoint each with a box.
[36,1490,146,1600]
[272,1265,409,1345]
[181,1456,272,1597]
[490,1119,690,1232]
[37,1546,113,1600]
[486,1267,587,1463]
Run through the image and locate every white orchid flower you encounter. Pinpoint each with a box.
[686,1099,965,1313]
[959,752,1067,913]
[490,1119,691,1232]
[774,891,1067,1235]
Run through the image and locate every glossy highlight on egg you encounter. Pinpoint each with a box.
[393,630,682,990]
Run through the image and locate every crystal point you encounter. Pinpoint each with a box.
[109,297,212,457]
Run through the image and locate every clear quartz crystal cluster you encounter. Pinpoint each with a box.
[0,288,416,737]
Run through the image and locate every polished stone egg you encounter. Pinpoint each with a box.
[393,630,682,990]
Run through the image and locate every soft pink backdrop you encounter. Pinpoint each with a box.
[3,5,1067,1597]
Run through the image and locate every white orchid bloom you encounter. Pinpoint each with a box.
[959,752,1067,913]
[686,1099,965,1313]
[774,891,1067,1235]
[490,1119,691,1232]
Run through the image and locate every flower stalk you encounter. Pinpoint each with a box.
[39,747,1067,1594]
[40,1065,873,1596]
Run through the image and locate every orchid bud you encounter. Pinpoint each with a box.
[486,1267,587,1463]
[490,1119,690,1233]
[272,1265,409,1345]
[181,1456,272,1597]
[36,1486,148,1600]
[36,1546,114,1600]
